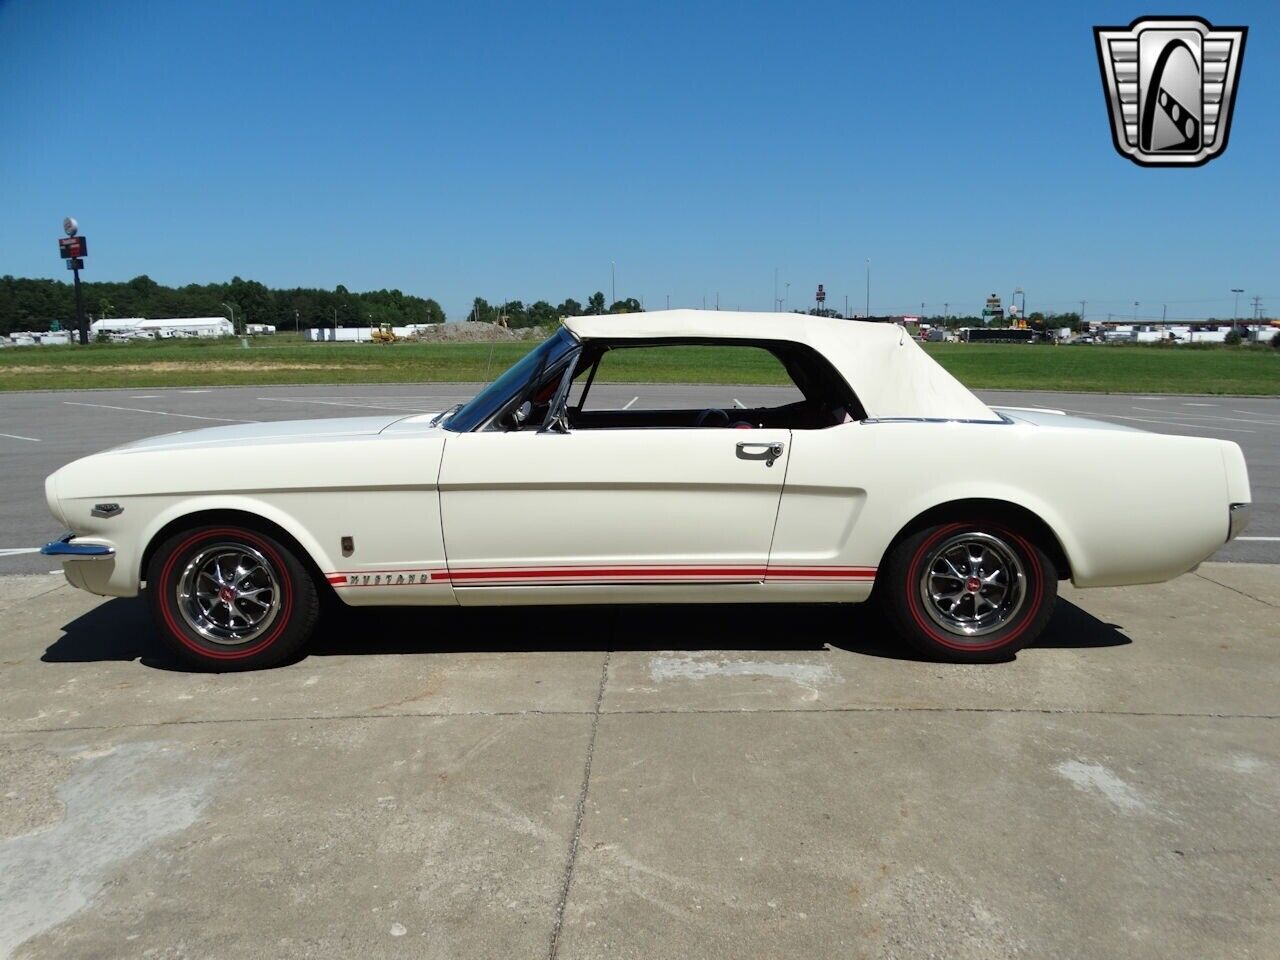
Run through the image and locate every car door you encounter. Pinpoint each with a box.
[437,427,790,601]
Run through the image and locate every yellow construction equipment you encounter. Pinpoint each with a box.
[371,322,398,343]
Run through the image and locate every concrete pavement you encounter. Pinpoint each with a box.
[1,564,1277,959]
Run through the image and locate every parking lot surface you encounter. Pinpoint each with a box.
[1,384,1277,574]
[1,561,1278,959]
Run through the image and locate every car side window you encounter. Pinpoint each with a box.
[565,342,863,430]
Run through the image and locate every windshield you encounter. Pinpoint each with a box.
[443,327,579,432]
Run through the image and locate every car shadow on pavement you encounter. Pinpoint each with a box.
[42,594,1130,671]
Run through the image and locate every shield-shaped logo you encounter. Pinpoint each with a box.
[1094,16,1247,167]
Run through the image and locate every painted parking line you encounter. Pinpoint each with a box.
[258,397,440,412]
[0,548,40,557]
[622,396,639,410]
[62,401,257,423]
[130,395,161,399]
[1058,409,1255,434]
[0,433,41,442]
[1237,536,1280,542]
[1228,410,1280,424]
[1132,407,1280,428]
[1183,402,1217,407]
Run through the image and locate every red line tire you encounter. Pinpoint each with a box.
[146,524,319,671]
[879,520,1057,663]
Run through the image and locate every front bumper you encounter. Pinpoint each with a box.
[40,532,116,560]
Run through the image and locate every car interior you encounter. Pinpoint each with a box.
[495,339,866,432]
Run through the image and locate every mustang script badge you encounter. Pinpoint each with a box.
[1094,16,1246,167]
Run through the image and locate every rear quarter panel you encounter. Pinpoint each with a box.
[774,421,1230,587]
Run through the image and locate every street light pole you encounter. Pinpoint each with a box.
[221,302,236,335]
[865,260,870,318]
[1231,288,1244,333]
[611,261,616,306]
[1133,300,1139,323]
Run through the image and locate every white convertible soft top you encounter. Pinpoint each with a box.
[563,310,997,421]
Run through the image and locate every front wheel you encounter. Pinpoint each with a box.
[146,524,319,671]
[880,521,1057,663]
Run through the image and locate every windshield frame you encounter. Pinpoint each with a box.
[443,327,581,433]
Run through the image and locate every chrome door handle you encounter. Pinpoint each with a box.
[736,441,784,466]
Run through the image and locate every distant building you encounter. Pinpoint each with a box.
[89,317,234,339]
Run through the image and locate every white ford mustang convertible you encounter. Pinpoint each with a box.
[43,311,1252,669]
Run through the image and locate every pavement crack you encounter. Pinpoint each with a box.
[5,702,1279,739]
[1193,571,1277,607]
[548,649,610,960]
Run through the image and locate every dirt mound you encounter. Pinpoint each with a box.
[407,322,547,342]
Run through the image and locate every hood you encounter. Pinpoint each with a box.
[110,415,415,454]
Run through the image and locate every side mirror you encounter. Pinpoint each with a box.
[511,400,533,427]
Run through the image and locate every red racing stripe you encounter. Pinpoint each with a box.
[326,563,877,585]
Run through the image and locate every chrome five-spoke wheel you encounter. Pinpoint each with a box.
[176,541,282,645]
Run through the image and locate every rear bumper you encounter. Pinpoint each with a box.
[1228,503,1251,543]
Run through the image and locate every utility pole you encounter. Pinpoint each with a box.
[1162,304,1167,322]
[944,302,949,321]
[774,268,779,313]
[1251,295,1263,324]
[1079,300,1086,325]
[611,261,616,306]
[666,294,670,310]
[865,260,870,318]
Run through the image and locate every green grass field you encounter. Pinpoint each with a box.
[0,334,1276,395]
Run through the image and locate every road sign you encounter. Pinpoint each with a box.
[59,236,87,258]
[65,257,84,270]
[816,284,826,303]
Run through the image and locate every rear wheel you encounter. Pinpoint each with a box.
[880,521,1057,663]
[146,524,319,671]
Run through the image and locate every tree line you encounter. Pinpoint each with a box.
[467,293,644,328]
[0,275,445,336]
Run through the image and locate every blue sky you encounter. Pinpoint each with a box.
[1,0,1275,321]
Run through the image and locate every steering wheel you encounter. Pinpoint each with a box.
[694,408,730,428]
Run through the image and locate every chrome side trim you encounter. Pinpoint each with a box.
[1227,502,1251,543]
[861,414,1013,426]
[41,532,115,560]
